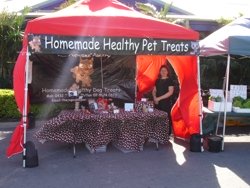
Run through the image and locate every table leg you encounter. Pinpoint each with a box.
[156,141,159,150]
[148,138,159,150]
[73,143,76,158]
[73,123,77,158]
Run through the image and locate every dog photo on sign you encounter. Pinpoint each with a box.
[70,57,94,88]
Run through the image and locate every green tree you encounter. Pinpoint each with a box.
[57,0,78,10]
[135,1,174,21]
[217,13,242,27]
[0,8,29,88]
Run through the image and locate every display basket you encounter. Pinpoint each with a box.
[208,100,232,112]
[232,107,250,113]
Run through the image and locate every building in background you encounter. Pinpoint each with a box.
[119,0,220,36]
[1,0,220,37]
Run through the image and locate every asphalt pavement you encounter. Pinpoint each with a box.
[1,121,250,188]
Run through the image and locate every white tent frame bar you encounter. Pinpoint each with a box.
[22,48,30,168]
[197,56,204,151]
[221,54,231,151]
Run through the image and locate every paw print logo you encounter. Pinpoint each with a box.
[29,36,41,53]
[190,41,200,55]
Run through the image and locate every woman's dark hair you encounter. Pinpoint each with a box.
[158,64,171,78]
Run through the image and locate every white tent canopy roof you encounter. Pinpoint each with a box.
[199,17,250,56]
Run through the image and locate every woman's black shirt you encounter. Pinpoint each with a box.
[155,77,174,112]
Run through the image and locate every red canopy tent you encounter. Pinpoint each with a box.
[8,0,201,162]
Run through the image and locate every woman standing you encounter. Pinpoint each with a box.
[152,65,174,135]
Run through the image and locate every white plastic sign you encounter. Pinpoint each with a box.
[230,85,247,100]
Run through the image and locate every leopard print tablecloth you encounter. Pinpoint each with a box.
[35,109,169,151]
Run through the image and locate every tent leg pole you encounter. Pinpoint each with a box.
[222,54,230,151]
[216,73,227,135]
[23,49,29,168]
[197,56,204,152]
[135,57,138,104]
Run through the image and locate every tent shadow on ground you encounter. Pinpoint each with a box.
[171,136,250,187]
[205,142,250,187]
[0,130,218,188]
[1,122,250,188]
[169,137,221,187]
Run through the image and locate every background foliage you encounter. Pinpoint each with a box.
[0,89,73,120]
[0,8,29,89]
[200,56,250,90]
[0,89,21,119]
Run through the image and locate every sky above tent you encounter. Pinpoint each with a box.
[164,0,250,19]
[0,0,64,12]
[1,0,250,20]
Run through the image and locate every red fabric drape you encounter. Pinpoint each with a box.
[136,55,167,96]
[6,122,24,157]
[6,47,29,158]
[167,56,199,138]
[136,55,200,139]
